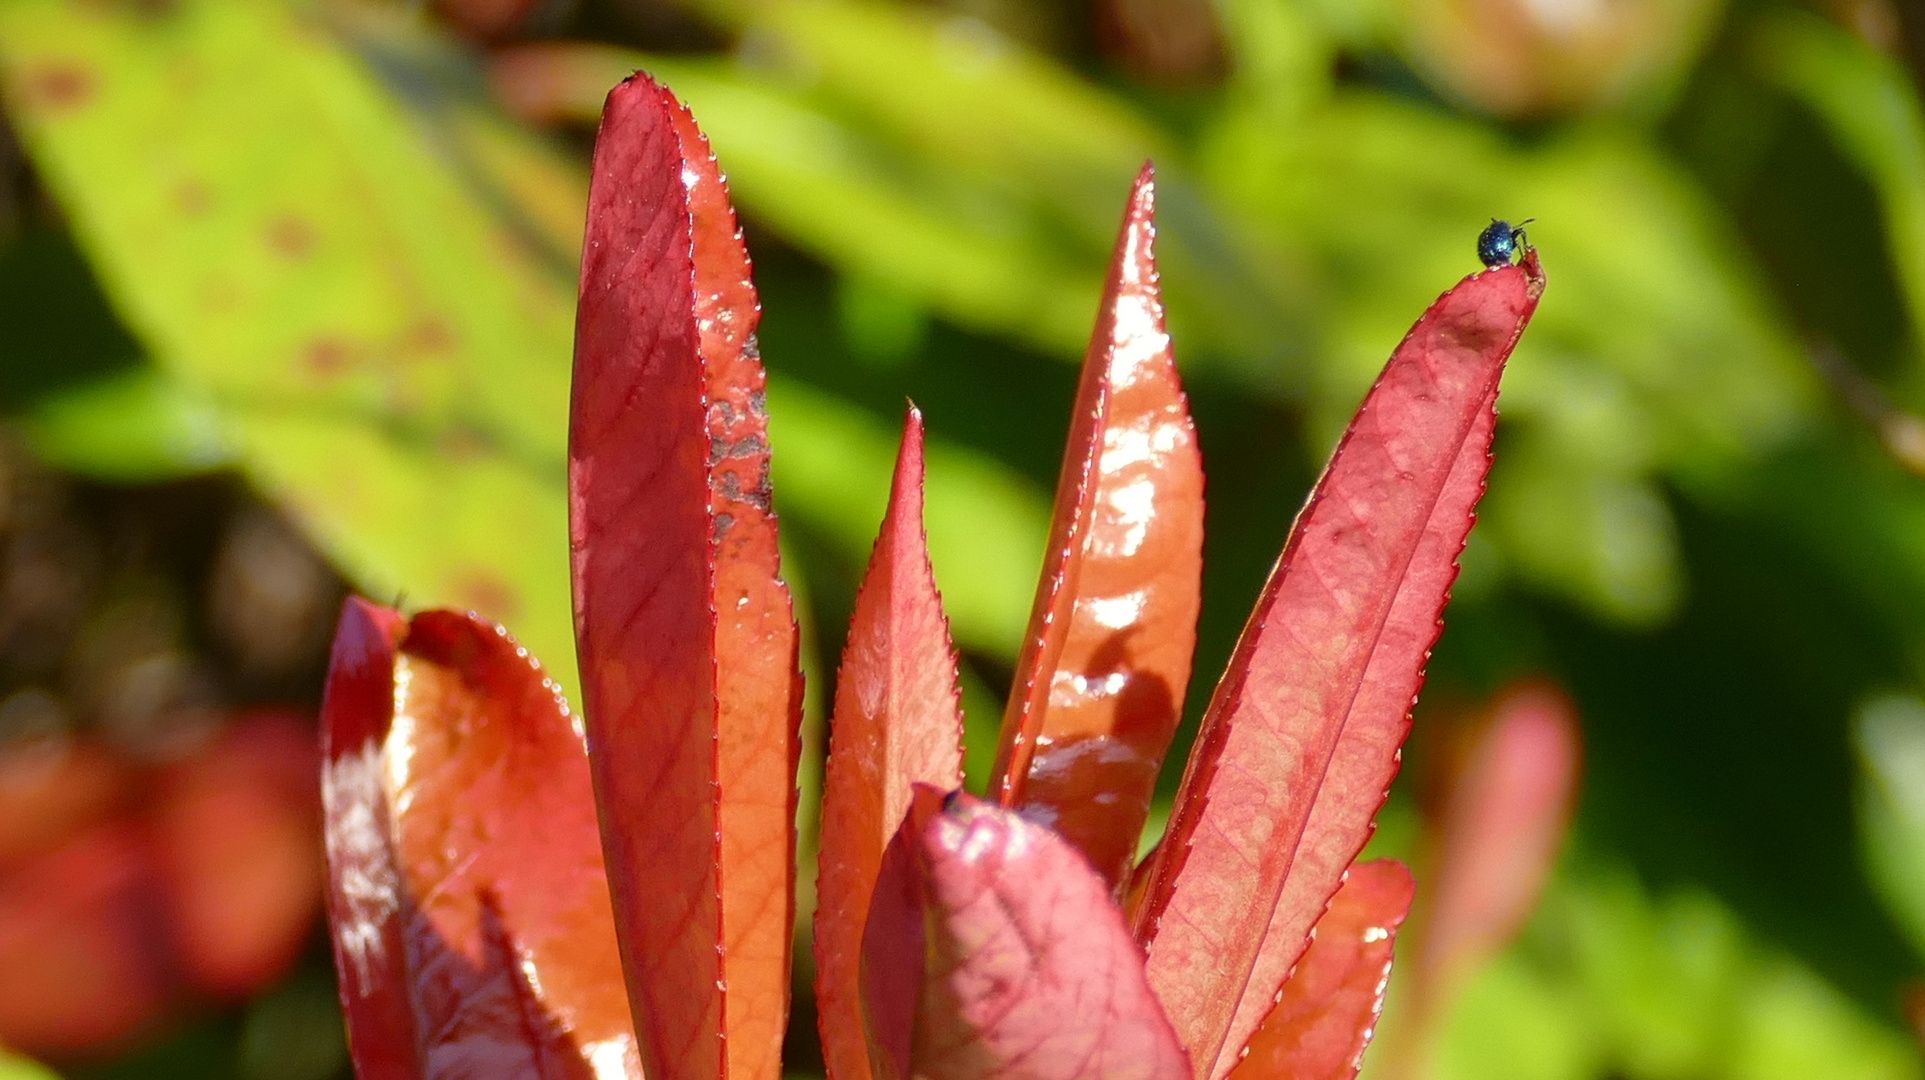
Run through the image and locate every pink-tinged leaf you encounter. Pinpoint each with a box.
[570,73,801,1080]
[1417,682,1581,1003]
[1208,388,1497,1067]
[991,163,1205,892]
[816,408,968,1080]
[320,598,639,1080]
[1134,254,1544,1079]
[860,786,946,1080]
[1228,860,1412,1080]
[865,788,1192,1080]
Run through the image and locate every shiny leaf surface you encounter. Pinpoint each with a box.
[569,74,801,1080]
[1134,255,1544,1079]
[865,789,1191,1080]
[1208,384,1499,1071]
[320,599,637,1080]
[991,165,1204,891]
[1228,860,1411,1080]
[815,408,967,1080]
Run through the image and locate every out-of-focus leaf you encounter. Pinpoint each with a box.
[150,711,323,1001]
[768,378,1050,657]
[1202,91,1814,622]
[0,0,579,689]
[17,367,235,482]
[1755,11,1925,365]
[643,56,1115,360]
[0,1050,56,1080]
[1407,682,1581,1057]
[864,790,1191,1080]
[569,76,799,1080]
[0,820,170,1058]
[319,601,638,1080]
[1396,0,1724,117]
[1232,859,1412,1080]
[991,166,1205,890]
[0,716,323,1059]
[1422,870,1924,1080]
[1135,257,1542,1080]
[749,0,1163,232]
[487,42,1112,358]
[1854,695,1925,959]
[815,407,966,1080]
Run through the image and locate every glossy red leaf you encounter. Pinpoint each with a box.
[816,408,968,1080]
[1134,254,1544,1079]
[320,598,639,1080]
[1417,681,1580,1003]
[991,164,1205,891]
[1228,860,1412,1080]
[864,788,1191,1080]
[1208,388,1498,1068]
[569,73,801,1080]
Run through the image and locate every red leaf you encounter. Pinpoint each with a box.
[569,73,802,1080]
[0,821,170,1057]
[1417,682,1580,1004]
[1134,254,1544,1079]
[866,789,1192,1080]
[1229,860,1412,1080]
[153,711,322,999]
[991,163,1205,891]
[816,408,967,1080]
[1208,388,1498,1066]
[320,599,639,1080]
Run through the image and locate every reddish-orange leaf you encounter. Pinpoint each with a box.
[1229,860,1412,1080]
[152,711,321,1000]
[320,599,639,1080]
[1418,681,1580,1004]
[816,408,968,1080]
[991,163,1205,891]
[0,820,169,1057]
[570,73,801,1080]
[1135,254,1545,1079]
[1213,388,1497,1064]
[864,788,1191,1080]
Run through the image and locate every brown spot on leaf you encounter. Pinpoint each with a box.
[302,337,353,377]
[265,216,316,260]
[437,425,494,463]
[450,571,520,622]
[406,317,457,355]
[23,62,96,113]
[174,181,213,217]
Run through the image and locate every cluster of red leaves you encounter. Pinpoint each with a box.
[0,711,322,1058]
[320,77,1544,1080]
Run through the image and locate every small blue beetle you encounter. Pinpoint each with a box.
[1477,218,1534,269]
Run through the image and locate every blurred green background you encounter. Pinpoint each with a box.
[2,0,1925,1076]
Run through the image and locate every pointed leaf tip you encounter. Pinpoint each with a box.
[571,75,800,1080]
[321,602,639,1080]
[992,165,1204,891]
[1230,860,1413,1080]
[817,408,966,1080]
[1137,260,1540,1079]
[865,790,1191,1080]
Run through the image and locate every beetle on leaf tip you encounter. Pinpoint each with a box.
[1478,217,1535,269]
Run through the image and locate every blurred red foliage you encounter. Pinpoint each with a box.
[0,710,323,1058]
